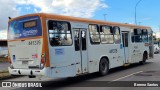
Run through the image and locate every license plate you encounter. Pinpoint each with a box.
[22,61,28,64]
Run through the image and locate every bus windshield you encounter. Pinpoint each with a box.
[8,16,42,40]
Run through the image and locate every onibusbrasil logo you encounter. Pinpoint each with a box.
[2,82,42,87]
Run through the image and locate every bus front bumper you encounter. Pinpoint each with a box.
[8,67,50,76]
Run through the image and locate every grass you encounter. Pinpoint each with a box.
[0,57,8,62]
[0,70,10,79]
[0,58,10,79]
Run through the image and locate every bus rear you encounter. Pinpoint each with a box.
[8,15,47,77]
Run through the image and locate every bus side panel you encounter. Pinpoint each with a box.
[129,28,150,63]
[46,20,76,77]
[87,44,124,73]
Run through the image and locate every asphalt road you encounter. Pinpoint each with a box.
[1,53,160,90]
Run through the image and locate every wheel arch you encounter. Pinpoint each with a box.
[99,56,110,69]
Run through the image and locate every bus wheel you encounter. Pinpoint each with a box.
[28,75,36,78]
[140,53,147,65]
[99,58,109,76]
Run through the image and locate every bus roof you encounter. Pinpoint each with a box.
[9,13,151,29]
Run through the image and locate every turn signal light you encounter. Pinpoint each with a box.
[40,53,46,69]
[41,53,45,64]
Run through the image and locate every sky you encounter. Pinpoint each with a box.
[0,0,160,39]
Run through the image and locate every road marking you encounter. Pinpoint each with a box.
[112,71,143,81]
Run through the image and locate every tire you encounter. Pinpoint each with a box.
[140,53,147,65]
[28,75,36,78]
[99,58,109,76]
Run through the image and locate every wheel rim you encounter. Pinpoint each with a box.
[100,61,107,73]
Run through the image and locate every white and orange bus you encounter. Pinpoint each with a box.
[8,13,154,78]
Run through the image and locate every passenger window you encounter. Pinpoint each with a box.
[48,21,72,46]
[132,29,142,43]
[142,29,148,42]
[89,25,100,44]
[113,26,121,44]
[100,25,114,44]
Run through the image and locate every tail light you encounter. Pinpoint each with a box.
[40,53,46,69]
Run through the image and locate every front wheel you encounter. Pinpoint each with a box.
[99,58,109,76]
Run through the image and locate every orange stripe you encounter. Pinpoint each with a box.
[9,13,151,29]
[8,36,42,42]
[41,15,50,67]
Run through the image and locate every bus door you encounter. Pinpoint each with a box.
[149,32,154,58]
[122,32,129,63]
[73,28,88,74]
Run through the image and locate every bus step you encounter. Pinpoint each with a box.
[123,63,130,67]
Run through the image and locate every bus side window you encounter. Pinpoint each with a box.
[113,26,121,44]
[48,21,60,46]
[142,29,148,42]
[89,24,100,44]
[133,29,142,43]
[48,20,72,46]
[100,25,113,44]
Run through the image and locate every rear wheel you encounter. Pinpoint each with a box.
[28,75,36,78]
[140,53,147,65]
[99,58,109,76]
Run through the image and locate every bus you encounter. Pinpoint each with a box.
[8,13,154,78]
